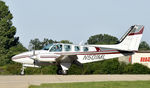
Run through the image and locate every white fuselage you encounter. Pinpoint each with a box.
[11,44,128,66]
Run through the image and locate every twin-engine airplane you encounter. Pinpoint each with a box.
[12,25,144,75]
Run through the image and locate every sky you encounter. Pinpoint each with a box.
[4,0,150,48]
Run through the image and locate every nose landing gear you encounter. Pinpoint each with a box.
[20,65,26,75]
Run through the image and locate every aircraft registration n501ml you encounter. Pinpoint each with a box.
[12,25,144,75]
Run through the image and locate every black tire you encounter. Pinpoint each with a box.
[57,69,62,75]
[57,69,68,75]
[62,70,67,75]
[56,65,68,75]
[57,65,62,75]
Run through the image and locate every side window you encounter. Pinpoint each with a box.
[64,45,71,51]
[83,47,89,52]
[50,44,62,52]
[74,46,80,51]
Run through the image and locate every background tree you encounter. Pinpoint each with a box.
[0,1,27,66]
[87,34,118,44]
[28,38,73,50]
[42,38,54,46]
[29,38,43,50]
[60,40,73,44]
[29,38,55,50]
[0,1,18,49]
[139,41,150,50]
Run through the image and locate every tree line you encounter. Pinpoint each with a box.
[0,0,150,75]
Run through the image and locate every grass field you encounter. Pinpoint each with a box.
[29,81,150,88]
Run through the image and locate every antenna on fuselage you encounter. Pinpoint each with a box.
[28,43,36,60]
[33,45,35,56]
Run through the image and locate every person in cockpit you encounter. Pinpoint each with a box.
[55,45,62,51]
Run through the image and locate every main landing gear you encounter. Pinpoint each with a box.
[57,65,68,75]
[57,69,68,75]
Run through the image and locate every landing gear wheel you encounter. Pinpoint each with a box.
[57,69,62,75]
[62,70,67,75]
[57,65,68,75]
[57,70,68,75]
[57,65,62,75]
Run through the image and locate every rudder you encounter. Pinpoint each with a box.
[118,25,144,51]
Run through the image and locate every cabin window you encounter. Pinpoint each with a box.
[50,44,62,52]
[43,44,53,50]
[74,46,80,51]
[83,47,89,51]
[64,45,71,51]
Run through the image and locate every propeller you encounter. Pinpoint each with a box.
[31,49,36,59]
[30,45,38,61]
[29,44,39,65]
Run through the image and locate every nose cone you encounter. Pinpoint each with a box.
[11,55,16,62]
[11,53,29,63]
[11,50,47,64]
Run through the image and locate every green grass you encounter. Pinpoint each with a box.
[29,81,150,88]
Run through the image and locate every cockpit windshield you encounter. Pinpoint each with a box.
[43,44,53,50]
[50,44,62,52]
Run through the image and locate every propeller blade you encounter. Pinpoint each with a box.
[33,49,35,56]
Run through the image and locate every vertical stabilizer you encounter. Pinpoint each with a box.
[117,25,144,51]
